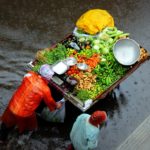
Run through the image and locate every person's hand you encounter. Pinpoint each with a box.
[56,102,62,109]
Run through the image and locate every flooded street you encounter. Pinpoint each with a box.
[0,0,150,149]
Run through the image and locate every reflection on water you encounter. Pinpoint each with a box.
[1,0,150,150]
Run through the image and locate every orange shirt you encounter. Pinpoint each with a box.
[8,71,57,117]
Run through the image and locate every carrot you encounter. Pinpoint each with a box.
[85,54,100,69]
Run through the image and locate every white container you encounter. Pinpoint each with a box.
[52,61,68,75]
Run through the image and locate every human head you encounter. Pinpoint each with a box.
[39,64,54,81]
[89,110,107,127]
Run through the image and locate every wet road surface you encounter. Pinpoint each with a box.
[0,0,150,149]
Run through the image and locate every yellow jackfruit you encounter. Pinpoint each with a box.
[76,9,114,35]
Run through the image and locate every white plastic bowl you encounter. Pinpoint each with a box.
[65,57,77,66]
[77,63,89,70]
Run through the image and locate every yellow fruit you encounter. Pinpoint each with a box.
[76,9,114,35]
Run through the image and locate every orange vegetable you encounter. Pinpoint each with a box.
[85,54,100,69]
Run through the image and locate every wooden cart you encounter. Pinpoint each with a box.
[27,34,150,112]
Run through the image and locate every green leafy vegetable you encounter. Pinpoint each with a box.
[76,90,90,101]
[32,44,67,71]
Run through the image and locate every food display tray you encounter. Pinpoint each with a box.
[27,34,150,112]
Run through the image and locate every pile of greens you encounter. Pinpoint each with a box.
[76,90,91,101]
[92,51,128,91]
[32,44,67,71]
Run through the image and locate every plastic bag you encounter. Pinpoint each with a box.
[76,9,114,35]
[41,98,66,123]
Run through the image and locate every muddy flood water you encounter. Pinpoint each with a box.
[0,0,150,149]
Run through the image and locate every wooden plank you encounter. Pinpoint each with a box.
[116,115,150,150]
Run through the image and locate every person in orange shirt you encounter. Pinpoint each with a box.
[0,64,62,142]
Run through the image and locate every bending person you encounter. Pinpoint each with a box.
[0,64,62,142]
